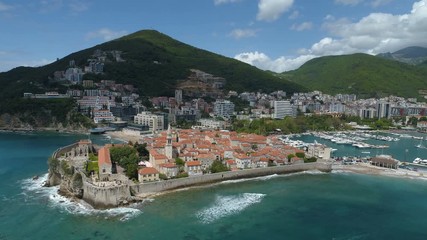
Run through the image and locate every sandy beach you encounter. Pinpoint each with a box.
[332,162,427,180]
[105,130,142,144]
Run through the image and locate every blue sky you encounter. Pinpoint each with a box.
[1,0,426,73]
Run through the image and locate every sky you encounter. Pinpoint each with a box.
[1,0,426,73]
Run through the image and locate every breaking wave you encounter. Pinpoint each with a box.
[196,193,266,224]
[20,173,143,221]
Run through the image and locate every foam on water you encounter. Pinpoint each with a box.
[20,173,142,221]
[196,193,266,224]
[219,170,326,185]
[219,174,279,184]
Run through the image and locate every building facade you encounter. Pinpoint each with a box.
[214,100,235,118]
[134,112,165,133]
[273,100,293,119]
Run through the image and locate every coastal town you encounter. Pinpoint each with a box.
[21,50,427,136]
[19,50,426,209]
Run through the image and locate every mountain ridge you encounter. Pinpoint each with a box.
[279,53,427,98]
[377,46,427,65]
[0,30,306,99]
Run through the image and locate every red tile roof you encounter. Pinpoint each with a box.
[159,163,177,168]
[138,167,159,175]
[98,147,111,165]
[186,161,201,166]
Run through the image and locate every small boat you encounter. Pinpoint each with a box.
[413,158,427,165]
[89,127,106,134]
[415,139,427,149]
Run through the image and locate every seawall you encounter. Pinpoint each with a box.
[82,182,131,209]
[131,162,331,196]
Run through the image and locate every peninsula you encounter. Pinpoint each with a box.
[45,126,332,209]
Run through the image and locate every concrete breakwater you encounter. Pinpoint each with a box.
[131,162,332,197]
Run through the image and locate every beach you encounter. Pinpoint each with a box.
[105,130,141,143]
[333,162,427,179]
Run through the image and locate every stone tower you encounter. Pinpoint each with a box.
[165,124,173,159]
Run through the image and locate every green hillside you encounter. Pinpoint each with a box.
[280,53,427,98]
[0,30,306,99]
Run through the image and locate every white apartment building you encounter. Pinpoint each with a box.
[197,119,226,129]
[93,109,115,123]
[306,144,332,160]
[77,96,115,110]
[214,100,235,118]
[134,112,164,133]
[273,100,293,119]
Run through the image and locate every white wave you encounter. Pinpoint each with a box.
[220,174,280,185]
[219,170,326,185]
[196,193,266,224]
[20,174,142,221]
[331,170,353,174]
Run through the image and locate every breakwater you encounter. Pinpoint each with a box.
[131,162,332,196]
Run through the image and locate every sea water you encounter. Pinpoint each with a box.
[1,132,427,239]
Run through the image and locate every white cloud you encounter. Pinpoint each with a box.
[85,28,128,41]
[291,21,313,31]
[334,0,393,7]
[371,0,393,7]
[0,1,13,11]
[288,10,299,19]
[235,51,316,72]
[256,0,294,22]
[214,0,241,5]
[69,0,89,13]
[334,0,364,6]
[229,28,258,39]
[235,0,427,72]
[38,0,63,13]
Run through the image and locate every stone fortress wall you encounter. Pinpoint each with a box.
[50,144,332,209]
[131,162,332,196]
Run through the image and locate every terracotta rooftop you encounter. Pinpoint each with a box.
[186,161,201,166]
[98,147,112,165]
[138,167,159,175]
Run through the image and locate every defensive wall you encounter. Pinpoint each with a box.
[131,162,332,196]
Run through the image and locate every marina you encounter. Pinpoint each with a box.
[286,130,427,163]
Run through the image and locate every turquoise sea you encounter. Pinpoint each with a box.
[1,132,427,239]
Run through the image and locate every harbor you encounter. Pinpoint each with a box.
[285,130,427,164]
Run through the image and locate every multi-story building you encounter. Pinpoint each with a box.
[273,100,293,119]
[82,80,94,88]
[197,118,226,130]
[359,108,377,119]
[377,102,391,119]
[134,112,165,133]
[306,144,332,160]
[64,67,84,84]
[175,89,183,105]
[93,109,115,123]
[214,100,235,118]
[77,96,115,110]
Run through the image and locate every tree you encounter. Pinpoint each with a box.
[287,154,295,162]
[210,160,229,173]
[175,158,185,167]
[134,143,149,157]
[295,152,305,158]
